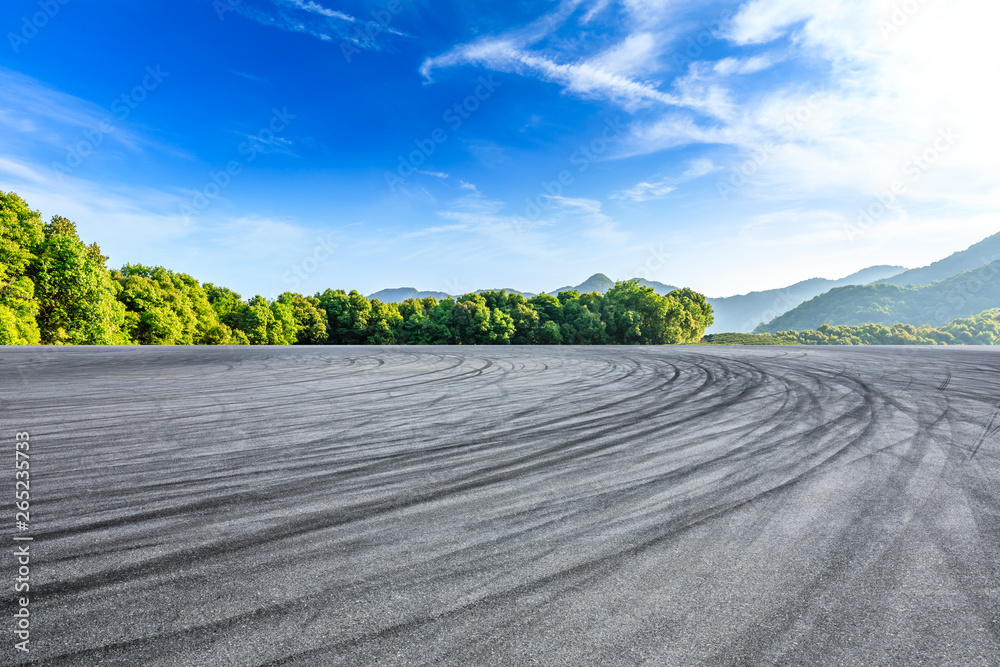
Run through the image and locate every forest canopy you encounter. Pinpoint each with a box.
[0,191,714,346]
[768,310,1000,346]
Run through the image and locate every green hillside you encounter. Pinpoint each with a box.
[884,231,1000,287]
[707,265,905,333]
[756,261,1000,333]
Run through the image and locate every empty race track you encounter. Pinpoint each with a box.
[2,346,999,666]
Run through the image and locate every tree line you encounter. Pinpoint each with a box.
[771,309,1000,346]
[1,191,714,346]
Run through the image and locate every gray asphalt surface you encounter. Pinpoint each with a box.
[2,346,999,666]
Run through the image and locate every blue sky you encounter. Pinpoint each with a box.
[1,0,998,298]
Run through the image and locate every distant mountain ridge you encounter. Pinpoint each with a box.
[756,260,1000,332]
[755,229,1000,332]
[551,274,680,296]
[367,287,451,303]
[882,230,1000,287]
[705,265,906,334]
[370,274,678,303]
[550,273,616,295]
[366,268,907,334]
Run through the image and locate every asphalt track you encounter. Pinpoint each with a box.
[2,345,999,666]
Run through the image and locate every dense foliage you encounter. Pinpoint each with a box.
[700,333,794,345]
[0,191,714,346]
[771,309,1000,345]
[756,261,1000,333]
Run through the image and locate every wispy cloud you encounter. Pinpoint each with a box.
[0,152,350,297]
[422,39,678,110]
[0,65,186,175]
[233,0,408,48]
[613,179,676,203]
[420,0,679,110]
[416,169,449,179]
[227,70,270,84]
[613,158,717,203]
[713,54,778,76]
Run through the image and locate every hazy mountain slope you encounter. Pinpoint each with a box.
[706,265,906,334]
[550,273,616,295]
[548,274,679,296]
[637,278,681,295]
[367,288,451,303]
[477,288,536,297]
[755,260,1000,332]
[883,230,1000,286]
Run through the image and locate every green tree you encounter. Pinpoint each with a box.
[234,296,276,345]
[0,191,44,344]
[537,320,562,345]
[668,287,714,343]
[488,307,515,344]
[270,299,299,345]
[364,299,402,345]
[509,302,540,345]
[560,299,607,344]
[29,216,128,344]
[204,283,245,330]
[452,294,493,344]
[115,265,224,344]
[314,289,352,344]
[277,292,327,344]
[528,293,562,324]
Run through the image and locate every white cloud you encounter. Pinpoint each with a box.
[234,0,408,48]
[613,158,716,203]
[713,54,777,75]
[613,180,677,203]
[422,39,678,110]
[416,169,449,179]
[423,0,1000,272]
[0,157,47,184]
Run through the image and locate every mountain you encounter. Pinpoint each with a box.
[550,273,616,295]
[368,287,451,303]
[883,230,1000,287]
[705,265,906,334]
[369,287,535,303]
[755,260,1000,333]
[549,273,679,296]
[477,288,535,297]
[637,278,681,295]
